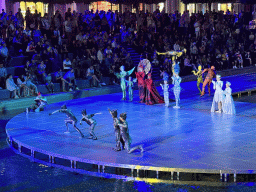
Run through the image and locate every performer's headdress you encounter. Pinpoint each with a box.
[226,81,231,86]
[110,109,117,118]
[120,112,127,120]
[81,109,87,115]
[120,65,124,71]
[38,92,41,96]
[61,104,67,109]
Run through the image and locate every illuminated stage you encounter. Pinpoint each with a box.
[5,74,256,183]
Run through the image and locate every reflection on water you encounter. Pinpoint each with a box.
[1,111,256,192]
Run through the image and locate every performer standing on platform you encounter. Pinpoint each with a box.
[172,74,182,108]
[125,76,137,102]
[49,105,85,138]
[222,82,236,115]
[211,75,224,113]
[201,66,215,96]
[115,66,135,101]
[80,109,101,140]
[118,112,143,154]
[145,72,164,105]
[135,66,146,103]
[192,65,203,94]
[108,108,124,151]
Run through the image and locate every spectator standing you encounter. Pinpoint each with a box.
[0,43,8,66]
[45,73,54,93]
[0,63,7,89]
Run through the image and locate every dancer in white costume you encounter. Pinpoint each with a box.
[160,80,169,107]
[222,82,236,115]
[211,75,224,113]
[172,74,182,108]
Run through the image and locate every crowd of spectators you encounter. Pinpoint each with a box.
[0,6,256,98]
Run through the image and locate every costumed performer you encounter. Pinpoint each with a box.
[80,109,102,140]
[201,66,215,96]
[27,92,48,112]
[108,108,125,151]
[115,66,135,100]
[172,74,182,108]
[49,104,85,138]
[135,65,146,103]
[157,49,186,76]
[192,65,203,94]
[211,74,224,113]
[125,76,137,102]
[222,82,236,115]
[145,72,164,105]
[118,112,143,154]
[160,71,170,107]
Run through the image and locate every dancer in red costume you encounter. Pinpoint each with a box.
[145,72,164,105]
[135,66,146,103]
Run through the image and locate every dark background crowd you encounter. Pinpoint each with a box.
[0,6,256,98]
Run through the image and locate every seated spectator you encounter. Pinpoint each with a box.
[17,74,29,97]
[0,63,7,89]
[37,61,46,83]
[45,73,54,93]
[55,68,67,92]
[25,74,38,96]
[86,65,102,87]
[32,52,42,63]
[63,68,79,91]
[6,74,20,99]
[63,57,71,72]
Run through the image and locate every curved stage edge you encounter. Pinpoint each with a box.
[6,79,256,184]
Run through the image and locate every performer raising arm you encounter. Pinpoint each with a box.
[115,66,135,101]
[80,109,102,140]
[192,65,203,94]
[49,104,84,138]
[108,108,124,151]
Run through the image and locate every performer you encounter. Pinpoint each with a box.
[160,80,169,107]
[145,72,164,105]
[135,66,146,103]
[201,66,216,97]
[157,49,186,76]
[49,104,84,138]
[108,108,124,151]
[125,76,137,102]
[118,112,143,154]
[172,74,182,108]
[115,66,135,100]
[80,109,101,140]
[192,65,203,94]
[222,82,236,115]
[211,75,224,113]
[28,92,47,112]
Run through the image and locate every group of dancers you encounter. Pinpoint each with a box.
[48,104,143,154]
[192,65,236,115]
[44,50,237,155]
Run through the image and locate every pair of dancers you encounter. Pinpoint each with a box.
[211,74,236,114]
[49,105,100,140]
[108,108,143,153]
[48,105,143,154]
